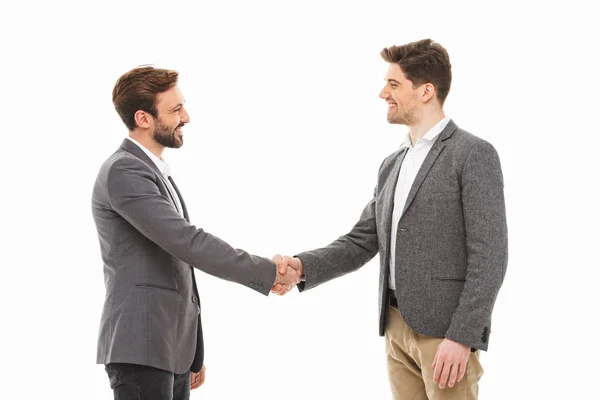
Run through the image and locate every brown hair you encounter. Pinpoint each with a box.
[380,39,452,105]
[112,66,179,130]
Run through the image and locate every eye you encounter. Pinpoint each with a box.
[390,83,398,89]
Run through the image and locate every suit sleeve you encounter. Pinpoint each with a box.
[106,157,276,296]
[295,187,380,292]
[444,141,508,350]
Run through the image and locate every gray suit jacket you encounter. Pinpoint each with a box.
[297,120,508,351]
[92,139,276,374]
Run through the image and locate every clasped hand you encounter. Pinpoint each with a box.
[271,254,303,295]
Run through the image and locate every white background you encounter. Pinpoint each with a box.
[1,0,599,399]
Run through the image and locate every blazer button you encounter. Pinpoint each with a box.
[259,285,264,290]
[192,296,198,303]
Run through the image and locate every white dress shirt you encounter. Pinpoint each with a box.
[388,117,451,290]
[126,137,184,217]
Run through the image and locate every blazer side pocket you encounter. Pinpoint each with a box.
[135,283,180,293]
[431,277,466,282]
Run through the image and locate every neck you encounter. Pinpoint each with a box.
[407,109,446,146]
[129,130,164,159]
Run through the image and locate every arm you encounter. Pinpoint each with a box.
[294,191,379,291]
[273,154,398,294]
[444,140,508,350]
[106,156,285,295]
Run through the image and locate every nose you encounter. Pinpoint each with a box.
[180,106,190,123]
[379,87,388,100]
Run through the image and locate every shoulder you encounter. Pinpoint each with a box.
[447,125,499,160]
[101,149,157,189]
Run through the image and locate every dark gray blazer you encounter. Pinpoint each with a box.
[297,120,508,351]
[92,139,276,374]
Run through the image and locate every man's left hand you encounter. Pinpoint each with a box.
[432,339,470,389]
[191,365,206,390]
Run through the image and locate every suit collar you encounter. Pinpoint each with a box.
[119,138,164,177]
[438,119,458,142]
[125,137,171,176]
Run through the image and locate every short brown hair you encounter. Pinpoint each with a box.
[112,66,179,130]
[380,39,452,105]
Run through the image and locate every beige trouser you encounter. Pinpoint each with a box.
[385,306,484,400]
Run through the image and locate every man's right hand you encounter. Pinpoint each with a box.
[271,255,304,295]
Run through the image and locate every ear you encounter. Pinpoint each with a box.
[420,83,436,103]
[134,110,153,129]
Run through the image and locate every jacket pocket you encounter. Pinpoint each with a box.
[431,277,466,282]
[135,283,179,293]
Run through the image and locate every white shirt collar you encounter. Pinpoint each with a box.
[126,137,170,177]
[400,116,451,149]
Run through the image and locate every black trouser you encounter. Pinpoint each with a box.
[105,363,190,400]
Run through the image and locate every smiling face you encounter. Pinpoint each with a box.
[151,85,190,148]
[379,63,422,126]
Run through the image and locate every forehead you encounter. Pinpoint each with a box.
[155,85,184,108]
[384,63,408,81]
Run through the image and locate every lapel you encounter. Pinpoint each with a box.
[166,172,197,298]
[168,176,190,222]
[120,139,183,216]
[400,120,458,216]
[380,148,408,257]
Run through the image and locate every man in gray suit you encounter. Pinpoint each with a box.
[273,39,508,400]
[92,66,300,400]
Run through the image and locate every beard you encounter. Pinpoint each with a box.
[153,119,184,148]
[387,93,420,125]
[387,107,420,125]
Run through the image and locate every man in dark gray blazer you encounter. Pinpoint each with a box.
[273,39,508,400]
[92,66,299,400]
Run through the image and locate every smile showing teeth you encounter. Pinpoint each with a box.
[388,103,397,108]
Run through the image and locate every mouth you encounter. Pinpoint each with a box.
[387,102,397,111]
[175,124,185,134]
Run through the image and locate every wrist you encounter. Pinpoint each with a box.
[294,257,305,280]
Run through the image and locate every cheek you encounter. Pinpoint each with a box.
[167,117,179,129]
[395,93,413,108]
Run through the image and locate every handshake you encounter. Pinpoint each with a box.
[271,254,304,295]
